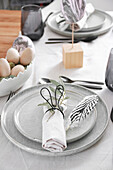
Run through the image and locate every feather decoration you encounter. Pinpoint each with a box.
[66,95,98,129]
[61,0,86,24]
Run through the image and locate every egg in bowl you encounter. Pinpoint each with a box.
[0,34,35,96]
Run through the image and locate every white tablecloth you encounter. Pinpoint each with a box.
[0,1,113,169]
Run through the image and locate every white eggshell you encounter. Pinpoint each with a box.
[21,35,35,57]
[7,48,20,64]
[11,65,25,76]
[20,47,33,65]
[13,33,35,53]
[0,58,11,77]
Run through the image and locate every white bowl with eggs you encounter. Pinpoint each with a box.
[0,33,35,96]
[0,63,32,96]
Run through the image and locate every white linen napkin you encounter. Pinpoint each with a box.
[42,90,67,152]
[42,109,67,152]
[56,3,95,31]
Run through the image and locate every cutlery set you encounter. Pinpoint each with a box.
[39,76,104,90]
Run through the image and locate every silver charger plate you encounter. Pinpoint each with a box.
[56,10,105,32]
[47,10,113,38]
[1,84,109,156]
[13,87,97,143]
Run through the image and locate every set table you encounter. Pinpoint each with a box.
[0,1,113,169]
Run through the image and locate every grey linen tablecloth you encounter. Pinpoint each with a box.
[0,1,113,169]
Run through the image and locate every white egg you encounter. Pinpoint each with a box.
[7,48,20,64]
[11,65,25,76]
[20,47,34,65]
[0,58,11,77]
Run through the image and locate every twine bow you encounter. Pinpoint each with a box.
[40,85,65,118]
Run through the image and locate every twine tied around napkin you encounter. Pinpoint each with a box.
[40,85,65,118]
[40,85,67,152]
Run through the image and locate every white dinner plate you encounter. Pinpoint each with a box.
[1,84,109,156]
[56,10,105,32]
[47,10,113,38]
[14,87,97,143]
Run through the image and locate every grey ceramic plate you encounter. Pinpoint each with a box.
[47,10,113,38]
[13,89,97,143]
[1,84,109,156]
[56,10,105,32]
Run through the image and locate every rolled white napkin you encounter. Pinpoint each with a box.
[56,3,95,31]
[42,89,67,152]
[42,109,67,152]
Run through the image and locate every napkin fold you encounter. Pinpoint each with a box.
[56,3,95,31]
[41,87,67,152]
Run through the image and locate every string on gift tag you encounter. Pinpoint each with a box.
[40,85,65,118]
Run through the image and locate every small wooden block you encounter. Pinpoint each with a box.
[62,43,83,69]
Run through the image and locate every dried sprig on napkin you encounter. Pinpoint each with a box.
[66,95,98,130]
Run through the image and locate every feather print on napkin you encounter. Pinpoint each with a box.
[61,0,86,23]
[58,1,95,31]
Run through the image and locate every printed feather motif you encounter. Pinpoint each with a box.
[61,0,86,24]
[66,95,98,129]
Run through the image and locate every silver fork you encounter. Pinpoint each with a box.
[6,91,15,103]
[0,91,15,123]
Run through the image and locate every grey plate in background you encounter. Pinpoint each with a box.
[47,10,113,38]
[13,90,97,143]
[56,10,105,32]
[1,84,109,156]
[80,10,105,31]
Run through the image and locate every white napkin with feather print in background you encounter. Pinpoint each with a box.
[56,3,95,31]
